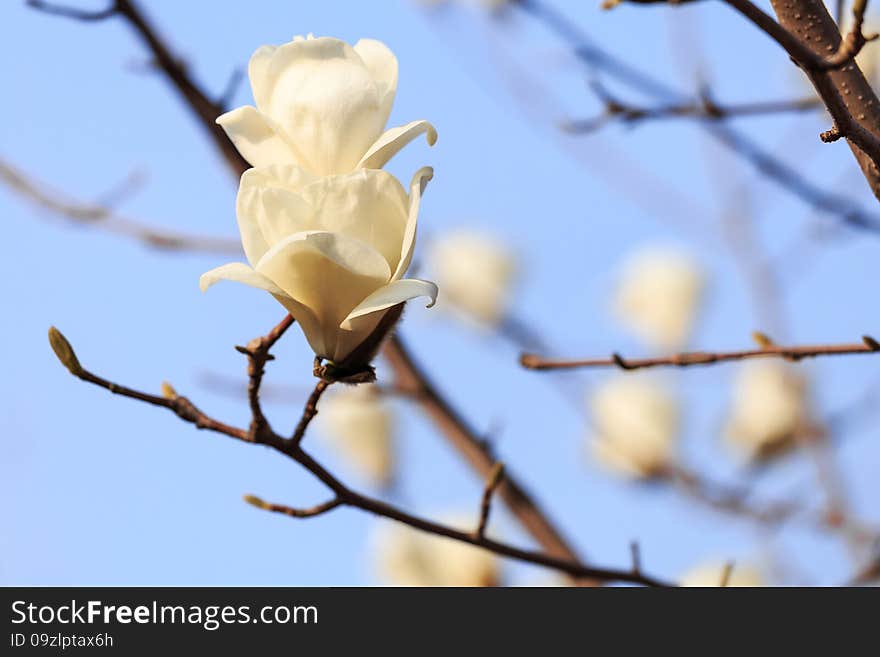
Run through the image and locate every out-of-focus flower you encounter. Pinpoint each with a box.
[319,384,394,487]
[218,35,436,175]
[373,517,500,586]
[426,230,517,329]
[612,246,705,351]
[724,361,811,460]
[589,375,679,479]
[201,166,437,368]
[680,561,765,587]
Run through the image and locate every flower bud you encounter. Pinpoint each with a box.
[724,361,810,460]
[589,375,679,478]
[373,515,500,586]
[319,384,395,487]
[48,326,83,377]
[612,246,705,351]
[426,230,517,329]
[217,35,436,176]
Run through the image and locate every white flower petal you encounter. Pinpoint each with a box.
[237,167,316,265]
[255,231,391,358]
[393,166,433,281]
[199,262,288,297]
[298,170,409,272]
[247,45,278,109]
[357,120,437,171]
[353,38,398,124]
[341,278,438,329]
[199,263,327,361]
[260,37,385,175]
[215,106,301,168]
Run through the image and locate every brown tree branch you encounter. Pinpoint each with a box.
[234,314,296,440]
[47,325,672,587]
[476,462,505,539]
[521,336,880,371]
[382,335,593,576]
[27,0,250,176]
[514,0,880,229]
[1,158,241,253]
[564,83,821,133]
[720,0,880,199]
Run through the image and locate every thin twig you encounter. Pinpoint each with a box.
[27,0,250,176]
[1,159,241,253]
[382,335,594,579]
[47,325,673,587]
[476,462,506,539]
[244,495,343,518]
[521,336,880,371]
[234,314,295,439]
[564,87,821,133]
[291,379,331,446]
[514,0,880,227]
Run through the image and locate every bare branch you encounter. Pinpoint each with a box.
[719,562,735,587]
[47,325,673,587]
[27,0,249,175]
[291,378,331,446]
[521,336,880,371]
[1,159,241,253]
[720,0,880,198]
[564,83,821,132]
[244,495,343,519]
[382,335,594,581]
[234,314,295,440]
[476,462,505,539]
[27,0,116,21]
[515,0,880,226]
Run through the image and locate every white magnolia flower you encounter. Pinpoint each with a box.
[613,247,705,351]
[725,361,810,460]
[319,384,394,486]
[374,518,500,586]
[201,165,438,367]
[218,35,436,175]
[589,375,679,478]
[680,561,765,587]
[427,230,517,328]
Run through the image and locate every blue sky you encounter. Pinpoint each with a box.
[2,0,878,585]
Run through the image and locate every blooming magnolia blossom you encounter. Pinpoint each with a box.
[217,35,436,176]
[612,247,705,351]
[426,230,517,328]
[589,375,679,478]
[680,561,765,587]
[319,384,394,486]
[725,361,810,460]
[201,165,438,366]
[373,518,500,586]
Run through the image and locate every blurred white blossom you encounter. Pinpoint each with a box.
[725,361,811,460]
[427,230,517,329]
[217,35,436,175]
[589,375,679,479]
[680,561,765,587]
[319,384,394,487]
[373,516,500,586]
[613,246,705,351]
